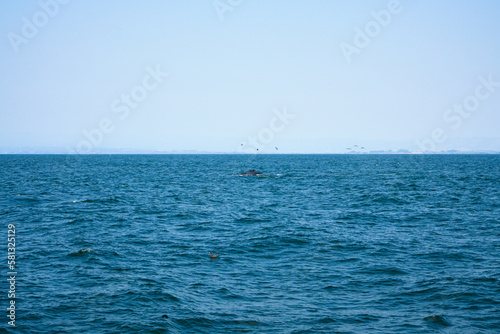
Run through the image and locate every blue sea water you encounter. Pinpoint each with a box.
[1,154,499,333]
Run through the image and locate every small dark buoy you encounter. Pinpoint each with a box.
[162,314,168,319]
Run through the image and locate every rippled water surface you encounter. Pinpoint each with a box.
[1,154,499,333]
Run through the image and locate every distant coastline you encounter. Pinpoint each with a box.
[1,148,499,155]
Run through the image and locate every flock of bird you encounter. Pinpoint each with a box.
[346,145,365,151]
[239,143,367,152]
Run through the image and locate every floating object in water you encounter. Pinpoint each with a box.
[162,315,168,319]
[239,169,263,176]
[209,252,219,259]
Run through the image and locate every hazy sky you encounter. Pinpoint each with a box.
[1,0,499,153]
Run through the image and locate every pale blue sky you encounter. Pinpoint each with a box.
[1,0,499,153]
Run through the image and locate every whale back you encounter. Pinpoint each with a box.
[240,169,262,176]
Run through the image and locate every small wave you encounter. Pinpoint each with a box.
[337,257,361,263]
[279,236,310,246]
[15,196,41,203]
[358,266,408,275]
[423,315,451,326]
[66,217,86,225]
[173,317,218,328]
[77,197,121,204]
[219,319,265,326]
[162,293,181,302]
[473,277,497,283]
[318,317,337,324]
[401,287,440,297]
[68,248,92,256]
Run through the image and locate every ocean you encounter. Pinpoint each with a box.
[1,154,499,333]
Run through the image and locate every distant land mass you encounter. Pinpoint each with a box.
[1,147,499,155]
